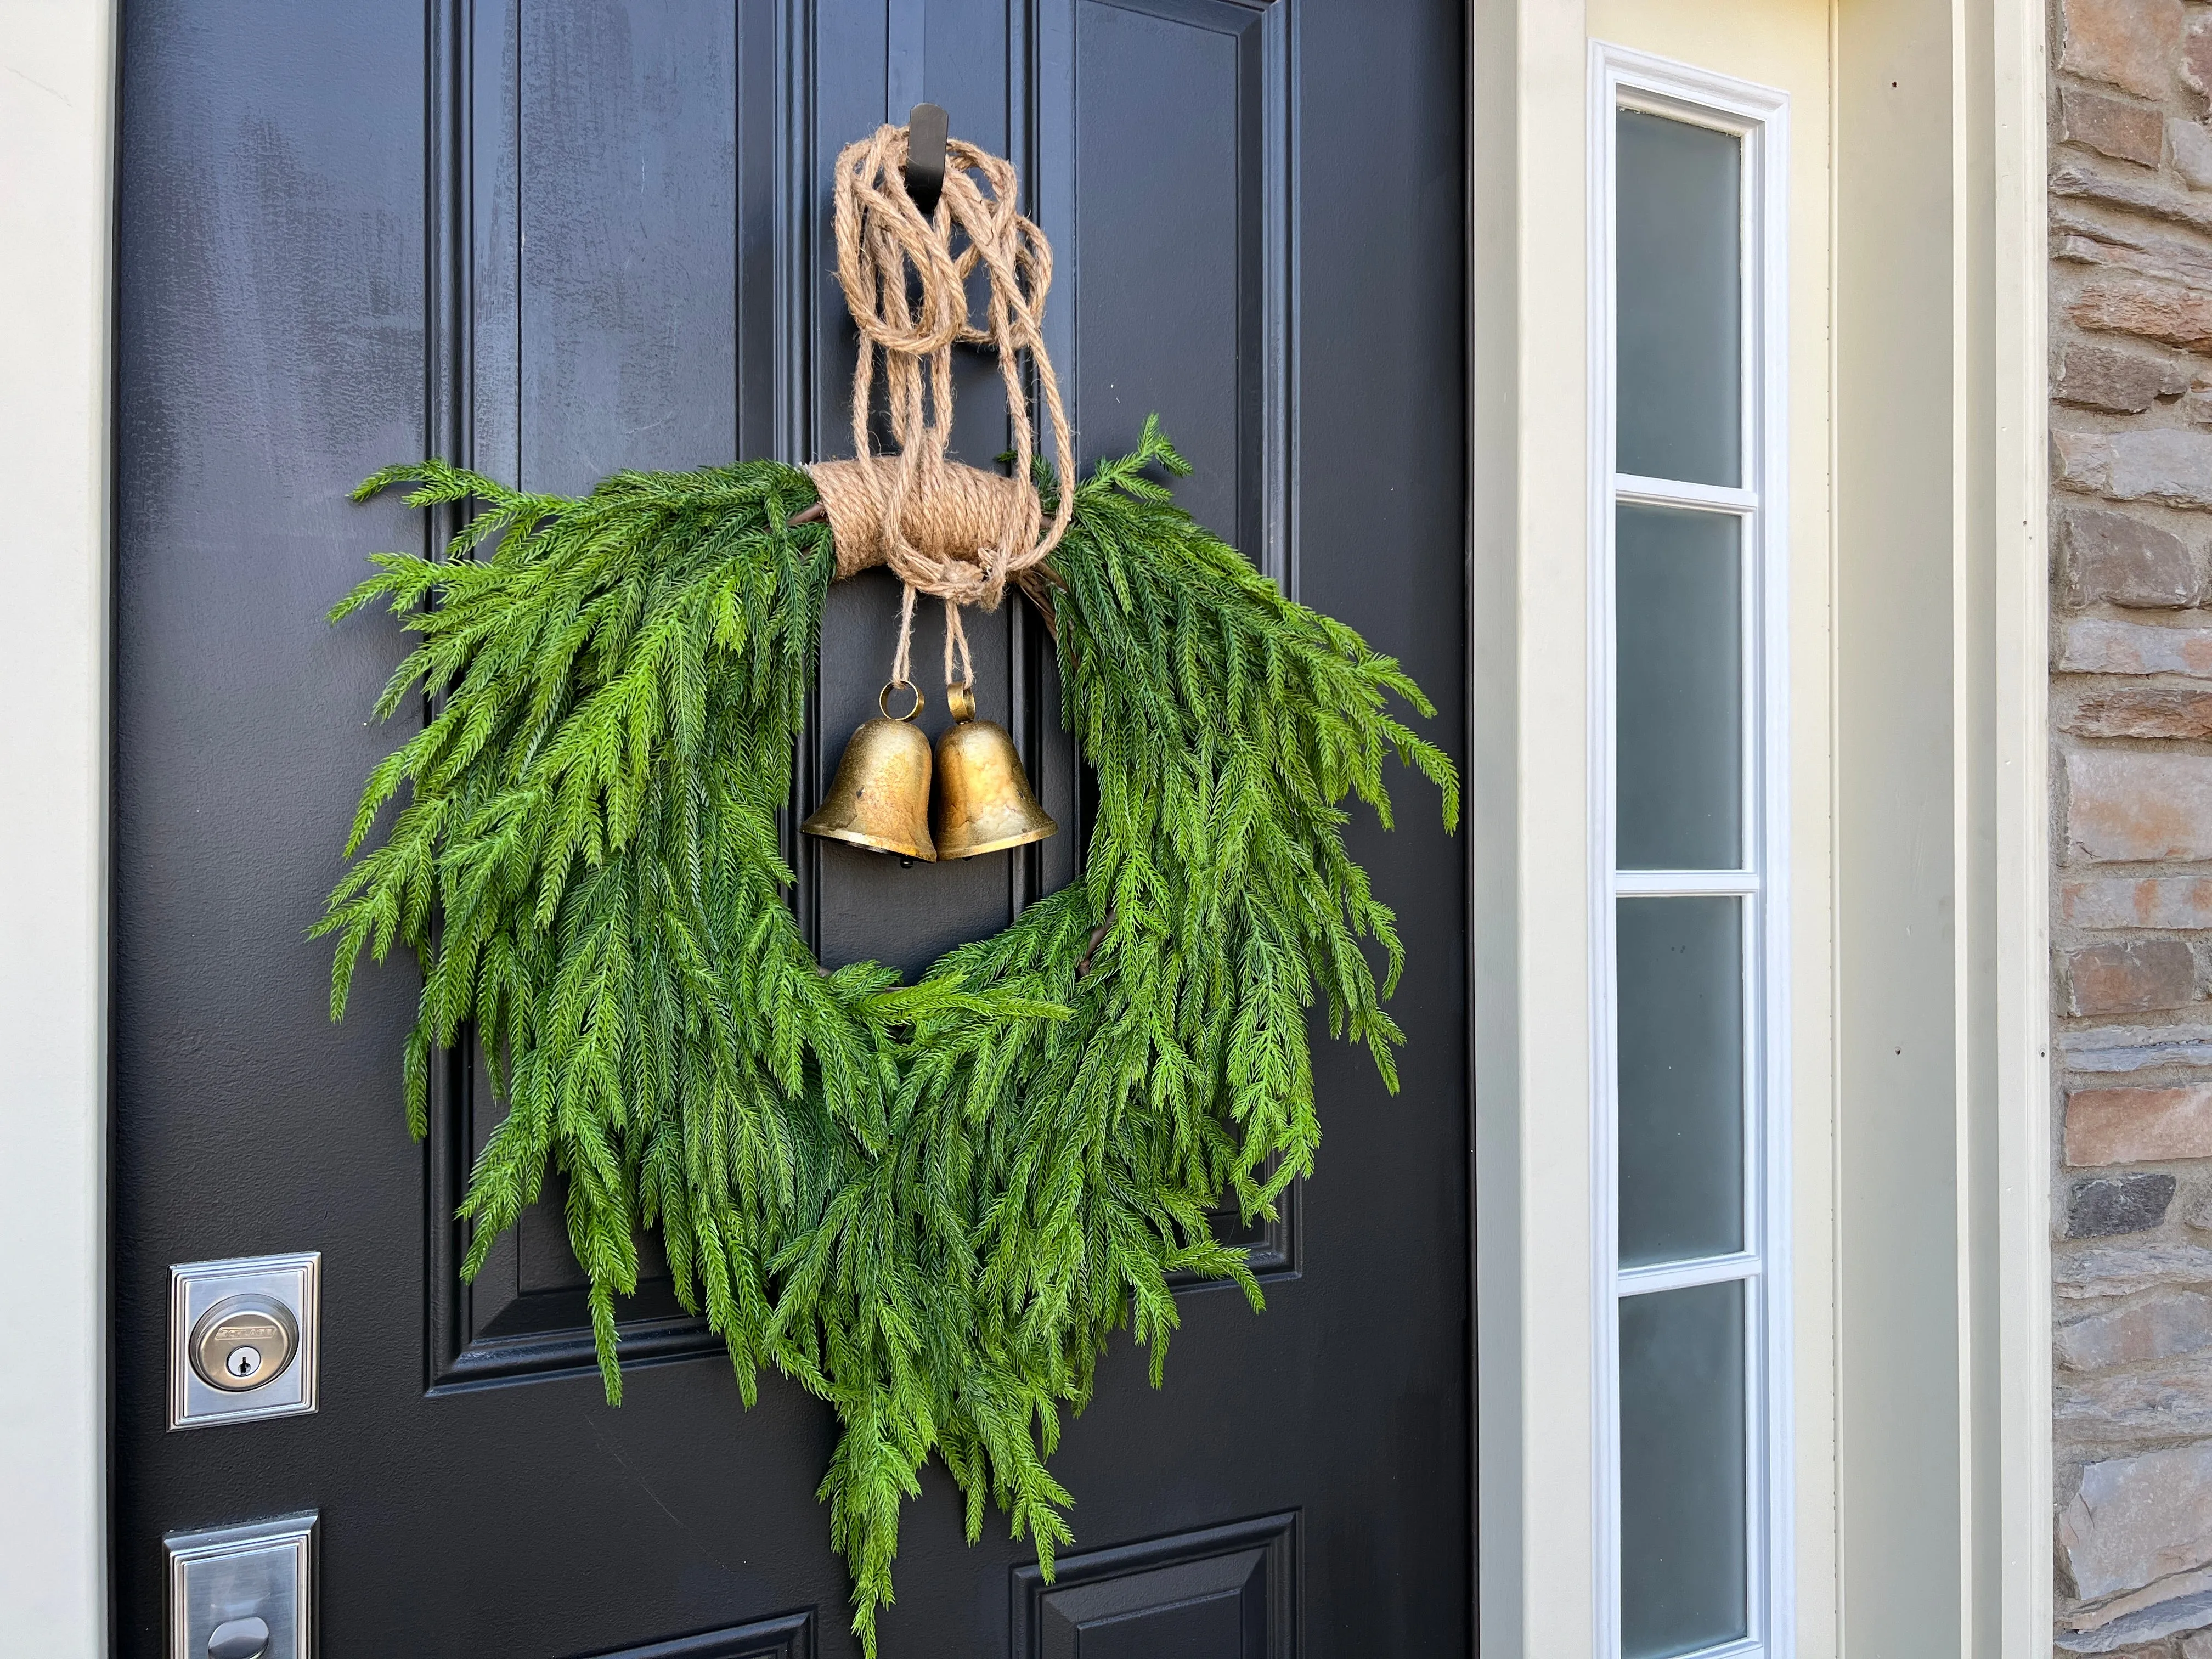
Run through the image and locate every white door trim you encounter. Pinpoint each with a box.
[0,1,117,1651]
[1990,0,2056,1640]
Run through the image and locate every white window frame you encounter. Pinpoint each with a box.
[1587,43,1792,1659]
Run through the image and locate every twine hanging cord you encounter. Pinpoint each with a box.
[799,122,1076,691]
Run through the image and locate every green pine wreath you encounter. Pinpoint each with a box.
[319,418,1455,1652]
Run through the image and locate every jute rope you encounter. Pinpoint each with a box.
[803,122,1076,691]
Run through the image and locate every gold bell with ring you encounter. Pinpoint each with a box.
[931,681,1058,860]
[801,681,938,861]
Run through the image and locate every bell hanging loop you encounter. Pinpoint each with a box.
[931,680,1058,860]
[801,681,938,860]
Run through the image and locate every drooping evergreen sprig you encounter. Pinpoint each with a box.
[323,417,1454,1653]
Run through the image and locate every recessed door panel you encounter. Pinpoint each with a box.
[586,1611,815,1659]
[1012,1515,1294,1659]
[1045,0,1287,580]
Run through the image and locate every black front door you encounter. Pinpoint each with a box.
[113,3,1469,1653]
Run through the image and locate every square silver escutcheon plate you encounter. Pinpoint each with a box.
[166,1511,317,1659]
[168,1252,320,1430]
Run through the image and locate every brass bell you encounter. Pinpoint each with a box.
[801,681,938,860]
[931,682,1058,860]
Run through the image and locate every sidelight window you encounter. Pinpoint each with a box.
[1590,47,1791,1659]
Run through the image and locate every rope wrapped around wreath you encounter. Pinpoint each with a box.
[801,122,1077,690]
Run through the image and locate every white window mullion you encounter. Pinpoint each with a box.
[1615,473,1758,514]
[1617,1253,1763,1297]
[1612,869,1761,898]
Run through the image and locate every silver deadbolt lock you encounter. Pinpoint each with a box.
[189,1295,298,1392]
[169,1254,318,1429]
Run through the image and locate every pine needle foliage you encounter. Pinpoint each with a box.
[323,416,1455,1653]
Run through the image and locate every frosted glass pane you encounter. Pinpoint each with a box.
[1616,504,1742,871]
[1621,1280,1750,1659]
[1617,109,1741,487]
[1617,896,1745,1267]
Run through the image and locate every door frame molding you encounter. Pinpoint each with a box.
[1466,0,2051,1654]
[0,0,117,1649]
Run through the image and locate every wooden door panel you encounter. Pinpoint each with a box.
[589,1611,816,1659]
[428,0,777,1392]
[427,1052,720,1392]
[516,3,744,489]
[806,0,1047,984]
[1048,0,1286,577]
[112,2,1466,1654]
[1013,1515,1295,1659]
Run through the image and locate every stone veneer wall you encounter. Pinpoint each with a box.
[2051,0,2212,1650]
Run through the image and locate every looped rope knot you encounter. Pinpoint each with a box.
[805,121,1075,689]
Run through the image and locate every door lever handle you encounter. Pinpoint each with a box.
[166,1513,314,1659]
[208,1615,271,1659]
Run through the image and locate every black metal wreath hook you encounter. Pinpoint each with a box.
[904,101,948,216]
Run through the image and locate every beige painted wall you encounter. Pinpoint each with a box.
[1832,0,1976,1644]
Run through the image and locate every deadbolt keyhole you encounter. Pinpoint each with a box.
[188,1295,298,1393]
